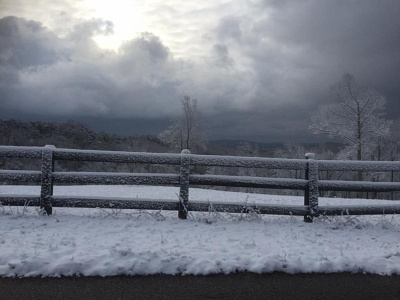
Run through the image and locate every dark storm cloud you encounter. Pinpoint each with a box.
[208,0,400,140]
[1,0,400,142]
[0,17,181,119]
[242,1,400,112]
[0,15,249,124]
[0,17,63,68]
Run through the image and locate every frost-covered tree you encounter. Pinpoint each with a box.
[310,74,392,162]
[159,96,207,153]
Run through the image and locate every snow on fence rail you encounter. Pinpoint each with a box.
[1,145,400,222]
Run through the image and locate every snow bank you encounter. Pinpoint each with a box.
[0,185,399,277]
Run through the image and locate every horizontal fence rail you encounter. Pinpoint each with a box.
[0,146,43,158]
[189,175,308,190]
[0,170,41,183]
[318,180,400,192]
[53,149,182,165]
[318,160,400,172]
[52,172,181,186]
[189,155,308,170]
[0,145,399,222]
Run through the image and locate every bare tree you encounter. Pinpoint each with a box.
[310,74,392,162]
[159,96,207,153]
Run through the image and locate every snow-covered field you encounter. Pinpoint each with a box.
[0,185,399,277]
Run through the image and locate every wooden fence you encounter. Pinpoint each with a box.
[1,145,400,222]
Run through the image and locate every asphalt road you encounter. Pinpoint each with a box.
[1,272,399,300]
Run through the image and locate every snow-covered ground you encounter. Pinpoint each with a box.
[0,185,399,277]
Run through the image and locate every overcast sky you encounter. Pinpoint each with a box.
[1,0,399,142]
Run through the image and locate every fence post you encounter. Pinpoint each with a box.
[178,149,191,219]
[40,145,55,215]
[304,153,319,223]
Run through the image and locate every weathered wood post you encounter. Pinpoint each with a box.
[40,145,55,215]
[178,149,191,219]
[304,153,319,223]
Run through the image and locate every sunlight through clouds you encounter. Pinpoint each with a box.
[79,0,243,59]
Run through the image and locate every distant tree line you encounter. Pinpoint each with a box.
[0,119,170,173]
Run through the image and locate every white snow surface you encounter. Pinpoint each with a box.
[1,185,399,277]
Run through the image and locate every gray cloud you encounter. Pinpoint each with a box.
[0,17,64,68]
[0,18,181,119]
[212,44,234,67]
[244,1,400,107]
[209,1,400,127]
[1,0,400,142]
[216,17,241,41]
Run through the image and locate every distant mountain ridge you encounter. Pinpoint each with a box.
[0,118,344,156]
[210,139,283,150]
